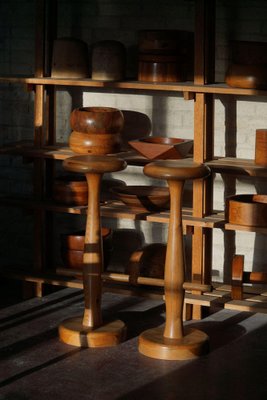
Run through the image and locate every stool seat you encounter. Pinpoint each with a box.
[63,155,127,175]
[144,159,210,181]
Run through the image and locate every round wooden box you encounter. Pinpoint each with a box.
[226,194,267,227]
[138,54,181,82]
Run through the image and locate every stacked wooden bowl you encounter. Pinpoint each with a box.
[69,106,124,155]
[61,227,113,270]
[137,30,194,83]
[52,175,88,206]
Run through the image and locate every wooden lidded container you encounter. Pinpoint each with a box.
[225,40,267,89]
[51,38,89,78]
[91,40,126,81]
[137,30,194,82]
[255,129,267,166]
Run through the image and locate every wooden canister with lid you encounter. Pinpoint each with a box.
[255,129,267,166]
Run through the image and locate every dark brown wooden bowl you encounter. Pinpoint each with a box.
[52,175,88,206]
[128,136,193,159]
[61,227,112,250]
[70,107,124,134]
[225,64,267,89]
[110,185,170,211]
[226,194,267,227]
[126,243,166,279]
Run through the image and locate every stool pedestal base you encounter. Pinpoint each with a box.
[59,316,126,348]
[139,326,209,360]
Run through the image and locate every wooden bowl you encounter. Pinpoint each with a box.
[226,194,267,227]
[225,64,267,89]
[70,107,124,134]
[52,175,88,206]
[126,243,166,280]
[61,227,112,250]
[128,136,193,159]
[69,130,121,155]
[110,185,170,211]
[61,227,113,270]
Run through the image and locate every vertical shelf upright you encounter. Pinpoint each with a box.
[191,0,215,318]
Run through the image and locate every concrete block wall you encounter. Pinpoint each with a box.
[1,0,267,280]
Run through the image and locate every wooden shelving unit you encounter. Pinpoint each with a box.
[1,0,267,316]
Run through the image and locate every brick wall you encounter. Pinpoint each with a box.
[1,0,267,280]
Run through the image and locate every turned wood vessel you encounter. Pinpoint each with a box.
[110,185,170,211]
[91,40,126,81]
[126,243,166,281]
[51,38,89,78]
[61,227,113,270]
[69,107,124,155]
[138,54,181,82]
[129,136,193,159]
[225,63,267,89]
[52,175,88,205]
[226,194,267,227]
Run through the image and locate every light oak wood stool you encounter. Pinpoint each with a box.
[139,159,211,360]
[58,155,127,347]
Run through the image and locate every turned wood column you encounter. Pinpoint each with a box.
[58,155,127,348]
[139,159,210,360]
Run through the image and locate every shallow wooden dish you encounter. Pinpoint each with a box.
[226,194,267,227]
[110,185,170,211]
[128,136,193,160]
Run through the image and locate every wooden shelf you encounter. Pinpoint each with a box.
[0,194,226,228]
[2,76,267,97]
[2,267,267,313]
[2,193,267,233]
[0,141,150,165]
[207,157,267,178]
[2,143,267,179]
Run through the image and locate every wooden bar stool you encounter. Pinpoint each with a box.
[139,159,211,360]
[58,155,127,347]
